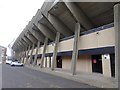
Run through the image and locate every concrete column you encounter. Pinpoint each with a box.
[51,32,60,70]
[25,46,31,64]
[21,48,26,63]
[21,50,24,63]
[71,23,80,75]
[47,57,49,68]
[19,51,22,61]
[21,50,23,63]
[51,57,53,67]
[102,54,111,77]
[114,3,120,81]
[45,57,47,68]
[40,37,48,68]
[33,41,40,66]
[28,44,35,65]
[23,48,27,63]
[43,58,45,67]
[49,57,51,68]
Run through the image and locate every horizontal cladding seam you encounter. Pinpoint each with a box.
[29,46,115,57]
[80,23,114,35]
[52,23,114,44]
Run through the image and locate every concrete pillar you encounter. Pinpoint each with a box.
[71,23,80,75]
[19,52,23,61]
[40,37,48,68]
[43,57,45,67]
[22,48,27,64]
[23,48,27,63]
[51,56,53,67]
[25,46,31,64]
[51,32,60,70]
[45,57,47,68]
[102,54,111,77]
[49,57,51,68]
[21,51,23,63]
[47,57,49,68]
[20,50,24,63]
[21,48,25,63]
[33,41,40,66]
[114,3,120,81]
[28,44,35,65]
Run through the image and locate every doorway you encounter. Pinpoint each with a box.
[56,56,62,68]
[92,55,103,74]
[110,54,115,77]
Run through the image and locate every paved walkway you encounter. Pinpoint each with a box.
[26,65,118,88]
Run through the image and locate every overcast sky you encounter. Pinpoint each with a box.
[0,0,44,56]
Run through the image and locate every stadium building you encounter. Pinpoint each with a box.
[12,1,119,82]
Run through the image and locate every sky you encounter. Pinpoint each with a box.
[0,0,44,56]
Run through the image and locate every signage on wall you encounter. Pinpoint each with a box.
[93,59,97,64]
[103,54,110,60]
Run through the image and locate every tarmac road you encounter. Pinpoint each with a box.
[2,64,95,88]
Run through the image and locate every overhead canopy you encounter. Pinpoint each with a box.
[12,1,116,51]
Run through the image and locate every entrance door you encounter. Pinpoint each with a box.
[110,54,115,77]
[56,56,62,68]
[92,55,103,74]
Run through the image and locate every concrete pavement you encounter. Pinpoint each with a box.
[26,65,118,88]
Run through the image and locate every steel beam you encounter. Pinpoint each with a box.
[51,32,60,70]
[71,23,80,75]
